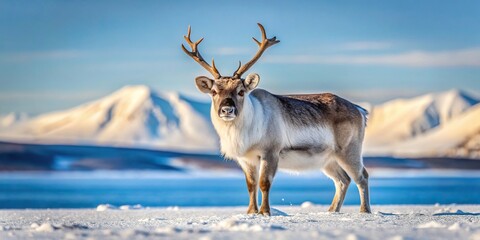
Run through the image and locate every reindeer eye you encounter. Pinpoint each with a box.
[211,90,217,96]
[238,90,245,97]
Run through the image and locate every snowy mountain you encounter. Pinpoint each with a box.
[0,86,479,158]
[364,89,478,145]
[0,112,28,129]
[0,85,218,152]
[364,89,480,158]
[387,104,480,158]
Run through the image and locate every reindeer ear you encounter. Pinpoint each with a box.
[195,76,214,93]
[244,73,260,91]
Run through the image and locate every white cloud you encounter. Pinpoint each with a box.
[0,50,88,63]
[340,41,392,51]
[212,47,250,56]
[338,88,426,103]
[0,90,105,101]
[266,47,480,67]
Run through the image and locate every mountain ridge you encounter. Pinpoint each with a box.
[0,85,217,152]
[364,89,479,145]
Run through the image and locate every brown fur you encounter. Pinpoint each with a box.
[239,160,259,214]
[282,93,364,127]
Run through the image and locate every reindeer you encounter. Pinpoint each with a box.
[182,23,371,216]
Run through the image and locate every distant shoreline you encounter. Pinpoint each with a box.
[0,140,479,171]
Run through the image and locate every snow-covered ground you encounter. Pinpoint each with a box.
[1,205,478,240]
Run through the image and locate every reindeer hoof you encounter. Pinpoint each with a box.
[259,209,271,216]
[360,206,372,213]
[328,206,341,213]
[247,207,258,214]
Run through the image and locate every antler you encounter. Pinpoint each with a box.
[181,26,221,78]
[233,23,280,78]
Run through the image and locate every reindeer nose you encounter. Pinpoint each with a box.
[221,106,235,115]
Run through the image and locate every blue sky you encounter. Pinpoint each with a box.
[1,0,479,115]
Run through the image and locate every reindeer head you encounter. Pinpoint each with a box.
[182,23,279,122]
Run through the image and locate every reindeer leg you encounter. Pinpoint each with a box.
[336,144,371,213]
[238,160,259,214]
[258,151,279,216]
[323,161,351,212]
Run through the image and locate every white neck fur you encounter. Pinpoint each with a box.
[210,94,265,159]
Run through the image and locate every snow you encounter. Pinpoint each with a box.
[31,222,56,232]
[119,204,145,210]
[167,206,181,211]
[300,201,315,208]
[96,204,145,211]
[96,204,118,211]
[0,112,28,129]
[433,207,476,216]
[0,205,478,240]
[416,221,446,229]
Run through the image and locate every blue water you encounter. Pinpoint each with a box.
[1,172,479,209]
